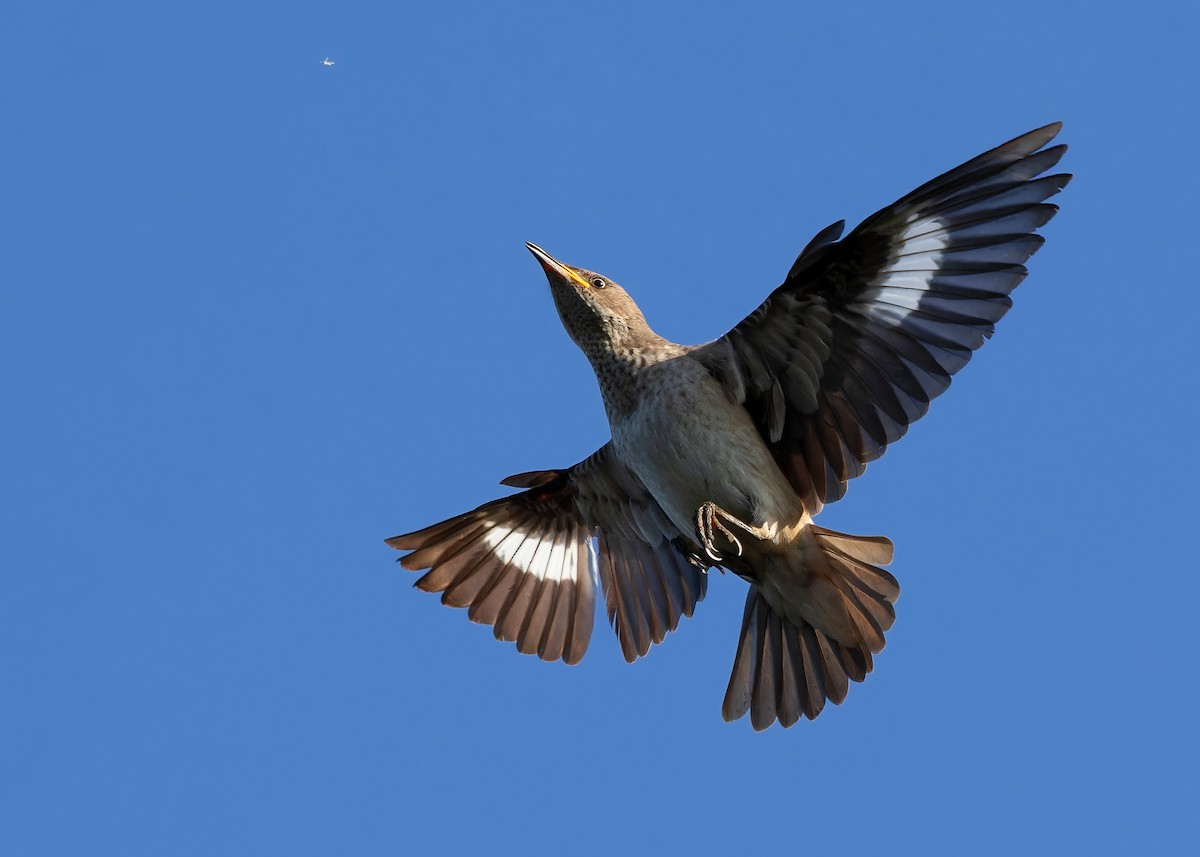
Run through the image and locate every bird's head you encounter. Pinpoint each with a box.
[525,242,655,358]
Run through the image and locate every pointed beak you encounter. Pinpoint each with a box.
[526,242,591,290]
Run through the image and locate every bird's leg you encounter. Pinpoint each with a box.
[694,502,773,563]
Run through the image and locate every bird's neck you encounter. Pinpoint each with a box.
[585,333,684,422]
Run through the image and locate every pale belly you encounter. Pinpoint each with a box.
[609,357,804,540]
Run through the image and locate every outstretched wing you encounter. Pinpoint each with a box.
[691,123,1070,513]
[387,444,706,665]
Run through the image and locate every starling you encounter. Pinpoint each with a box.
[388,124,1070,730]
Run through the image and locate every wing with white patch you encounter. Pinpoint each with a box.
[387,444,706,665]
[692,123,1070,513]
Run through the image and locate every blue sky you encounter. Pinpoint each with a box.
[4,1,1197,854]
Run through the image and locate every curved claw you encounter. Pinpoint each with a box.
[696,501,764,563]
[697,506,744,561]
[713,523,743,557]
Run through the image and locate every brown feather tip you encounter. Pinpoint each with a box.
[500,470,561,488]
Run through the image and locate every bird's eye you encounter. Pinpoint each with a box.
[590,277,607,289]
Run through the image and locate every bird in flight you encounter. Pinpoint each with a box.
[388,124,1070,730]
[321,57,335,66]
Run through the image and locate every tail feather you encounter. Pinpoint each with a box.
[752,604,780,730]
[811,627,850,703]
[724,588,836,728]
[810,526,896,568]
[825,566,895,644]
[723,526,899,729]
[813,527,900,601]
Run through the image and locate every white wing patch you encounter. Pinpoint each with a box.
[860,214,951,321]
[480,523,580,583]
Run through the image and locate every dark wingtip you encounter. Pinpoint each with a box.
[1014,121,1064,151]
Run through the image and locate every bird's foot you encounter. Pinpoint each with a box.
[695,502,770,563]
[672,536,717,573]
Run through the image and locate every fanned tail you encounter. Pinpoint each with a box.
[722,526,899,729]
